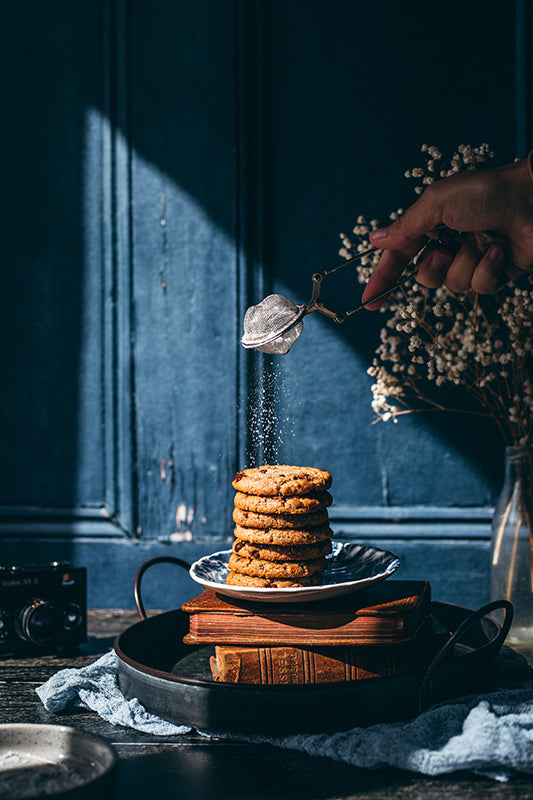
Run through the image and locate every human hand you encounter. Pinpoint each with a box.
[361,156,533,309]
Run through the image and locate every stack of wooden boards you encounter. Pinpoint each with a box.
[182,580,449,684]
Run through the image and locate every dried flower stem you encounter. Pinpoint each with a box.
[343,144,533,449]
[492,489,517,566]
[506,512,523,601]
[342,143,533,609]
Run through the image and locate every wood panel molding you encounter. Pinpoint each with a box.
[101,0,137,536]
[0,506,125,538]
[0,503,492,541]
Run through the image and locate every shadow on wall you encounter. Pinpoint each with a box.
[120,0,514,491]
[0,0,518,529]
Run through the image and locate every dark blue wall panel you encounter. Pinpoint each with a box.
[258,0,516,509]
[0,1,529,607]
[129,1,240,539]
[0,2,105,508]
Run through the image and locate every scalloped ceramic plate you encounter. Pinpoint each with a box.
[189,542,401,603]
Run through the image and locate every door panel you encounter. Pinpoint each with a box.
[0,1,526,609]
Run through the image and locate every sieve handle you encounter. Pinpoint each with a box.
[303,265,420,324]
[339,263,420,321]
[316,224,464,323]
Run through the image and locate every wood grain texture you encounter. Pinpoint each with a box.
[129,0,240,541]
[0,610,532,800]
[183,581,431,645]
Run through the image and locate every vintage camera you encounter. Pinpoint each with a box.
[0,563,87,655]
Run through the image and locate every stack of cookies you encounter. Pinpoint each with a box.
[227,465,333,588]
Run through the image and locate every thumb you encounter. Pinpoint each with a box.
[369,189,443,251]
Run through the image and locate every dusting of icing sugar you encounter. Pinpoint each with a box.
[246,364,295,466]
[0,751,91,797]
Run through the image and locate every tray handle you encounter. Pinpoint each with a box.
[418,599,513,713]
[134,556,192,620]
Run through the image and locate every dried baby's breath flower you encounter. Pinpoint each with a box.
[340,144,533,447]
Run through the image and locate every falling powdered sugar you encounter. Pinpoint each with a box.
[246,365,295,466]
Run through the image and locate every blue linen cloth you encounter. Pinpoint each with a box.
[36,646,533,782]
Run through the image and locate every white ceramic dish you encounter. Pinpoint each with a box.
[190,541,401,603]
[0,724,116,799]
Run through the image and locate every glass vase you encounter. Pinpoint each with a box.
[491,445,533,644]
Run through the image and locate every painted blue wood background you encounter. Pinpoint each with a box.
[0,0,530,610]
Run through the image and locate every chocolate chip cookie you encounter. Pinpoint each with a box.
[233,523,333,545]
[233,507,329,530]
[232,465,332,497]
[233,490,332,515]
[232,537,332,562]
[226,572,323,588]
[228,553,327,578]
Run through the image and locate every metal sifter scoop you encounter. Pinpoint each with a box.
[241,232,451,354]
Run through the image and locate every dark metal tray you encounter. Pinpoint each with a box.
[114,557,512,735]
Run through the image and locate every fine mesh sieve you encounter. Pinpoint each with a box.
[241,294,305,355]
[241,226,467,354]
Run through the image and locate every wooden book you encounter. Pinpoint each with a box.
[209,618,449,684]
[182,580,431,646]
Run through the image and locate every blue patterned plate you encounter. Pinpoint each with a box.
[189,542,401,603]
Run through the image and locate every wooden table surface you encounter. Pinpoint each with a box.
[2,610,533,800]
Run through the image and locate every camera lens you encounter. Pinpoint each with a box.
[64,603,84,631]
[0,610,9,641]
[18,600,63,646]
